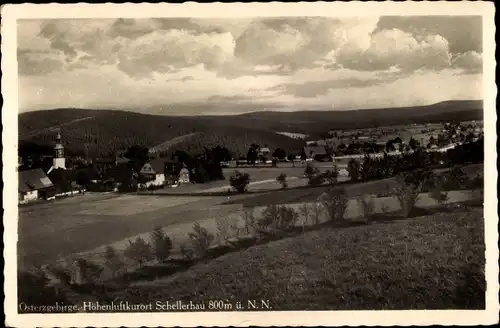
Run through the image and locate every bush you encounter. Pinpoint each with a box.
[74,258,104,284]
[150,226,173,263]
[429,187,449,205]
[323,168,338,185]
[215,217,232,244]
[124,237,153,267]
[394,174,421,218]
[276,172,288,189]
[242,208,258,236]
[259,205,298,233]
[229,171,250,193]
[310,202,324,225]
[18,269,69,308]
[299,203,310,227]
[347,159,361,181]
[304,163,320,180]
[103,246,125,278]
[357,195,375,219]
[188,222,214,258]
[444,166,468,190]
[320,188,349,224]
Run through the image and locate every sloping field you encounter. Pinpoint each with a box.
[149,132,201,154]
[113,208,485,310]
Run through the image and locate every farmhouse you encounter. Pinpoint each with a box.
[139,160,166,187]
[178,166,190,184]
[302,146,330,161]
[258,147,271,158]
[19,168,55,203]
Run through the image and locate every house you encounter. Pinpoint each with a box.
[258,147,271,158]
[178,166,190,184]
[139,160,166,187]
[19,168,55,203]
[302,146,330,161]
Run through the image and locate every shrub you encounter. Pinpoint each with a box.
[188,222,214,258]
[304,163,320,182]
[150,226,173,263]
[299,203,310,227]
[394,174,421,218]
[323,168,338,185]
[429,187,449,205]
[259,205,298,233]
[215,217,232,244]
[103,246,125,278]
[124,237,153,267]
[242,208,258,236]
[357,194,375,219]
[444,166,468,190]
[179,243,195,261]
[229,171,250,193]
[320,188,349,224]
[18,269,69,307]
[310,202,324,225]
[276,173,288,189]
[74,258,104,284]
[347,159,362,181]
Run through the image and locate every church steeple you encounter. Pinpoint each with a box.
[53,130,66,169]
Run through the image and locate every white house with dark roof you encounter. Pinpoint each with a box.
[139,160,166,187]
[18,168,55,203]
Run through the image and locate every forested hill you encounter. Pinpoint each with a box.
[18,100,482,158]
[18,109,306,158]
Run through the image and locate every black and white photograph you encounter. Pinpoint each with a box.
[2,2,498,327]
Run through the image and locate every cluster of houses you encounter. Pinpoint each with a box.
[18,132,190,204]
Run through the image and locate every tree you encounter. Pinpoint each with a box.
[347,159,361,181]
[409,137,420,151]
[320,187,348,224]
[246,144,259,165]
[150,226,173,263]
[76,170,91,188]
[124,237,153,267]
[188,222,214,258]
[272,148,286,160]
[124,145,149,166]
[103,246,125,278]
[323,169,338,185]
[229,171,250,193]
[75,258,103,284]
[385,141,396,152]
[276,173,288,189]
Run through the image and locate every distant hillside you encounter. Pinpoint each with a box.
[235,100,484,134]
[18,109,305,158]
[19,100,482,158]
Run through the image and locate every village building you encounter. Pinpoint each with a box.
[47,132,66,174]
[302,146,331,162]
[178,165,190,184]
[139,159,166,187]
[258,147,271,158]
[19,168,55,203]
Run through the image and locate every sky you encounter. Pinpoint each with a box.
[17,16,483,115]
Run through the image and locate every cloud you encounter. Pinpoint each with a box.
[116,29,235,78]
[376,16,482,55]
[337,28,452,72]
[16,16,483,113]
[233,17,379,72]
[451,51,483,74]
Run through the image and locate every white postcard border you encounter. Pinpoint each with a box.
[2,2,498,327]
